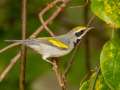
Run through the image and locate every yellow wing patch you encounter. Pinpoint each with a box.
[48,38,68,49]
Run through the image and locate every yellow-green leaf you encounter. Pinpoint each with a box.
[80,73,110,90]
[91,0,120,28]
[100,40,120,89]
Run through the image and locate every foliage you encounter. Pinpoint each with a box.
[80,0,120,90]
[91,0,120,28]
[80,73,110,90]
[100,39,120,89]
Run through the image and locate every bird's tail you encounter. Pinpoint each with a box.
[5,40,28,45]
[5,40,24,42]
[5,39,39,45]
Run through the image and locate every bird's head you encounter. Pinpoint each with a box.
[67,26,94,46]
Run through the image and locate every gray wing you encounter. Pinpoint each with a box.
[5,38,51,45]
[6,36,70,50]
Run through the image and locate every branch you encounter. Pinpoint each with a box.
[0,52,21,82]
[92,66,100,90]
[87,15,96,27]
[19,0,27,89]
[52,58,66,90]
[30,0,67,38]
[0,43,20,54]
[69,0,88,8]
[0,0,69,82]
[38,0,60,37]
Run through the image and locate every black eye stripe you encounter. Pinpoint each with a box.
[75,30,84,37]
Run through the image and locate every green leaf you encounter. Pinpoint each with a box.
[80,73,110,90]
[79,73,96,90]
[100,40,120,89]
[79,81,89,90]
[91,0,120,28]
[95,74,110,90]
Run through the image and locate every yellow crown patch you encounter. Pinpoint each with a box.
[74,26,86,32]
[48,38,68,49]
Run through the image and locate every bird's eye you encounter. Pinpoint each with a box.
[75,30,84,37]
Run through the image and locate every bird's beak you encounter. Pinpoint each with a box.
[86,26,94,31]
[78,26,94,39]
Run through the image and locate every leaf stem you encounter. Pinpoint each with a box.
[111,28,115,39]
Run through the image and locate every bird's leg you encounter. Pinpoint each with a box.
[42,56,57,66]
[45,59,58,69]
[44,59,54,65]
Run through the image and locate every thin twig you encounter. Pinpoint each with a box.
[52,58,66,90]
[38,0,60,37]
[80,72,89,86]
[87,15,95,27]
[30,0,67,38]
[0,43,20,54]
[64,45,79,77]
[19,0,27,89]
[0,52,21,82]
[69,0,88,8]
[91,66,100,90]
[0,0,69,83]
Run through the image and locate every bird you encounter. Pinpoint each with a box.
[6,26,93,65]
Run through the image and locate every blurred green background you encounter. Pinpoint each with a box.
[0,0,111,90]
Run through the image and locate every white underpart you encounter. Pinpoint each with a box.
[28,43,73,60]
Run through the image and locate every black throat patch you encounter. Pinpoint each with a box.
[74,39,80,47]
